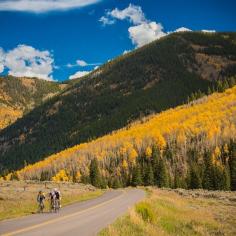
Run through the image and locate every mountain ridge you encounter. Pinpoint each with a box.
[0,32,236,174]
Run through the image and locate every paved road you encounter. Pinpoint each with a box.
[0,189,145,236]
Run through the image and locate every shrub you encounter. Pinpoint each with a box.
[135,202,155,223]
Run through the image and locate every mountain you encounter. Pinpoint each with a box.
[6,86,236,190]
[0,32,236,174]
[0,76,66,130]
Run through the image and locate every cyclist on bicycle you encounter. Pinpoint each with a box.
[54,188,61,209]
[37,190,45,213]
[49,188,61,212]
[49,190,55,212]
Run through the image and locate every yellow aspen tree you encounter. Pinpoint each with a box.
[122,159,128,170]
[145,146,152,158]
[52,169,69,182]
[76,171,81,182]
[128,148,138,164]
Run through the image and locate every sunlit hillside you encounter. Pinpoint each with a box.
[1,32,236,174]
[9,86,236,190]
[0,76,66,130]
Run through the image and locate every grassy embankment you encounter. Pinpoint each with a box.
[0,181,103,221]
[100,188,236,236]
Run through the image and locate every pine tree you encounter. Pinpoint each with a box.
[144,163,154,186]
[223,165,231,190]
[151,145,159,184]
[213,165,224,190]
[229,143,236,190]
[89,158,101,188]
[156,158,168,187]
[202,152,215,190]
[131,164,142,186]
[189,164,202,189]
[174,168,181,188]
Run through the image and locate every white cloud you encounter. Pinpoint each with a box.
[99,16,115,26]
[100,4,217,49]
[0,0,101,13]
[67,59,100,68]
[0,44,54,81]
[94,65,99,70]
[0,48,5,73]
[100,4,166,48]
[109,4,146,25]
[175,27,192,32]
[129,22,166,48]
[69,71,90,80]
[66,63,74,68]
[76,59,88,67]
[201,29,216,33]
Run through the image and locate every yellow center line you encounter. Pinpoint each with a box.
[2,190,125,236]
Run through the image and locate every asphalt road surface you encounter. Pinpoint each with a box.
[0,189,145,236]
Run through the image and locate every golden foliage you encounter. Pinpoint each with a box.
[52,169,69,182]
[0,107,22,130]
[122,160,128,170]
[16,86,236,180]
[145,147,152,158]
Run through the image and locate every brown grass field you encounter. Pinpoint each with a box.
[0,180,103,221]
[100,188,236,236]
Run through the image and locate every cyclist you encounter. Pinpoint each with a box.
[37,190,45,213]
[54,188,61,210]
[49,190,55,212]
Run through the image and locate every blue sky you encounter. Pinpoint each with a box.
[0,0,235,81]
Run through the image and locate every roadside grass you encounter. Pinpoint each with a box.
[99,188,236,236]
[0,181,103,221]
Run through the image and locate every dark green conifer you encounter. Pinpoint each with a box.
[156,158,168,187]
[189,164,202,189]
[89,158,101,187]
[202,152,215,190]
[144,163,154,186]
[131,164,142,186]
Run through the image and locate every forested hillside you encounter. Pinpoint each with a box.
[0,76,65,130]
[6,86,236,191]
[0,32,236,174]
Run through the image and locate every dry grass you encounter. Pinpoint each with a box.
[99,188,236,236]
[0,180,103,221]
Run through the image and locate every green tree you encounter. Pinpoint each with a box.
[202,152,215,190]
[156,158,168,187]
[89,158,101,188]
[144,163,154,186]
[131,164,142,186]
[223,165,231,190]
[174,168,181,188]
[189,164,202,189]
[213,165,225,190]
[229,144,236,190]
[112,178,122,189]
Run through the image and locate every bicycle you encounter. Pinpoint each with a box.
[51,198,60,213]
[38,201,44,213]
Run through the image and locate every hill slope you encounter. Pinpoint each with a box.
[0,76,66,130]
[0,32,236,174]
[9,86,236,190]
